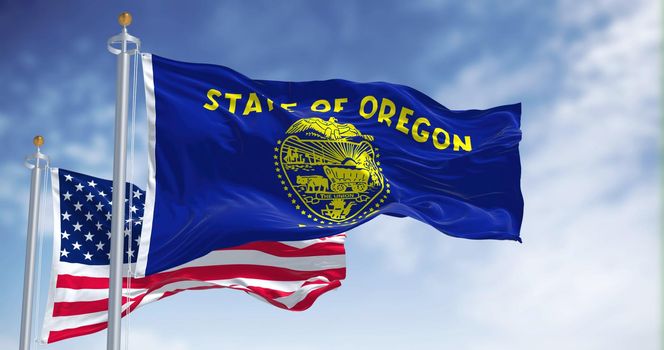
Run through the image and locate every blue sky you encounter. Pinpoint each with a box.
[0,0,659,349]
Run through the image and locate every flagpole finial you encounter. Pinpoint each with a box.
[118,12,132,27]
[108,12,139,55]
[33,135,44,148]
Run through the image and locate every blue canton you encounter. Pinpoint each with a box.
[56,169,145,265]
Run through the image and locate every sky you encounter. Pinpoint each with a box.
[0,0,660,349]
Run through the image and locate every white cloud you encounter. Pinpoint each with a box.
[436,55,553,109]
[361,0,660,349]
[0,163,31,229]
[352,216,425,273]
[62,134,111,167]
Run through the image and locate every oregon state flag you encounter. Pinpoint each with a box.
[136,54,523,276]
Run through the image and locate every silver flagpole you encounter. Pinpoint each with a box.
[106,12,140,350]
[19,135,48,350]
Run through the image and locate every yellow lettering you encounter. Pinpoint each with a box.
[242,93,262,116]
[334,98,348,112]
[378,98,396,126]
[267,98,274,111]
[395,107,413,135]
[281,102,297,112]
[432,128,450,150]
[311,99,331,112]
[224,93,242,114]
[203,89,222,111]
[360,96,378,119]
[453,134,472,152]
[411,117,431,143]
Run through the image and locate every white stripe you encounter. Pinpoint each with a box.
[53,286,147,303]
[132,280,218,307]
[56,248,345,277]
[48,276,337,334]
[273,280,335,309]
[47,303,132,333]
[52,274,339,304]
[135,52,156,277]
[199,277,332,293]
[54,262,136,278]
[165,250,345,272]
[279,235,346,248]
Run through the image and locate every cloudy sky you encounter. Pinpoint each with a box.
[0,0,659,349]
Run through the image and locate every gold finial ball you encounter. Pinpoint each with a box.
[118,12,132,27]
[33,135,44,148]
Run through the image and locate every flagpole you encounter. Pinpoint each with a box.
[106,12,140,350]
[19,136,48,350]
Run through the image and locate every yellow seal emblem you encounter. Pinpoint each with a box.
[275,117,389,225]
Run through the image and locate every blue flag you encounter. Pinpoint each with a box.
[136,54,523,276]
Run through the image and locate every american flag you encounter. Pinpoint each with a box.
[41,168,347,344]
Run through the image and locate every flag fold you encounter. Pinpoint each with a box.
[137,53,523,275]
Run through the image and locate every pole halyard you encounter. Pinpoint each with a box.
[19,136,49,350]
[106,12,140,350]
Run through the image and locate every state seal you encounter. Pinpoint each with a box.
[275,117,389,225]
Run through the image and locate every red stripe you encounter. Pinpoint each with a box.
[158,285,220,300]
[47,321,107,343]
[243,285,294,299]
[56,265,346,289]
[220,241,345,257]
[290,280,342,311]
[233,279,343,312]
[48,277,343,343]
[52,296,131,317]
[53,269,345,317]
[48,284,153,343]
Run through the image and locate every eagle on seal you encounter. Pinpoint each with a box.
[286,117,374,141]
